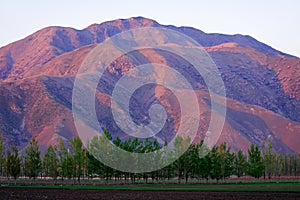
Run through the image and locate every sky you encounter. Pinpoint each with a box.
[1,0,299,57]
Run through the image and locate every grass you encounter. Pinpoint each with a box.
[2,182,300,193]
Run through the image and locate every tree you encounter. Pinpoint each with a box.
[234,150,247,178]
[274,154,284,178]
[66,151,74,179]
[161,141,175,182]
[69,137,85,182]
[209,146,222,181]
[87,130,119,182]
[289,154,300,177]
[24,137,42,179]
[5,146,21,180]
[87,134,114,182]
[43,145,58,179]
[219,142,234,179]
[56,137,68,180]
[187,144,199,183]
[181,143,195,183]
[0,136,4,176]
[197,141,211,182]
[263,138,275,179]
[247,144,265,179]
[173,136,191,183]
[86,151,102,178]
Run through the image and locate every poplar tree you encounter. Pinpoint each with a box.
[5,146,21,180]
[24,137,42,179]
[70,137,85,182]
[43,145,58,179]
[56,137,68,180]
[247,144,265,179]
[234,150,247,178]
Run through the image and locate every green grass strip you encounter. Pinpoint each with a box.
[1,183,300,193]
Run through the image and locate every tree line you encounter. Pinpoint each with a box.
[0,132,299,183]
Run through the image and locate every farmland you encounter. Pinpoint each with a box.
[1,180,300,200]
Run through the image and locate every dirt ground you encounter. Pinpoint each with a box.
[1,188,300,200]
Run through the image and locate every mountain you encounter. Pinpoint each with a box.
[0,17,299,154]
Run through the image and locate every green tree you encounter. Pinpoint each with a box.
[69,137,85,182]
[24,137,42,179]
[263,138,275,179]
[173,136,191,183]
[43,145,58,179]
[56,137,68,180]
[5,146,21,180]
[87,134,114,182]
[247,144,265,179]
[187,144,199,183]
[181,143,194,183]
[66,151,73,179]
[274,154,284,178]
[160,141,175,182]
[234,150,247,178]
[219,142,234,179]
[86,151,102,178]
[146,139,162,183]
[0,136,4,176]
[197,141,211,182]
[289,154,300,177]
[209,146,222,181]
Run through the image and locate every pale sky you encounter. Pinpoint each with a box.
[1,0,299,57]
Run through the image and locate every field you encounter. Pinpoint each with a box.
[1,181,300,199]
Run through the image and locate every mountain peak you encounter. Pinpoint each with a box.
[86,16,160,32]
[0,17,300,154]
[0,16,296,82]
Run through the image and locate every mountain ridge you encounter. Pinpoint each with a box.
[0,17,295,81]
[0,17,299,154]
